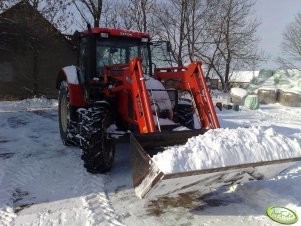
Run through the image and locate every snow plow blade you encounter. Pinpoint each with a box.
[130,131,301,199]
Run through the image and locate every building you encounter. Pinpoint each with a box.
[209,70,259,90]
[0,1,76,99]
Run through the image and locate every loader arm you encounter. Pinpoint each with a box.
[104,58,156,133]
[129,58,156,133]
[154,62,220,129]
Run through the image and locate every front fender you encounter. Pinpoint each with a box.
[57,66,87,107]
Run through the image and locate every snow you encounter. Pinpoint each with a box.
[1,97,301,226]
[106,124,126,138]
[154,117,175,126]
[0,97,57,112]
[173,126,190,131]
[0,101,122,226]
[230,87,248,98]
[145,76,172,112]
[152,127,301,173]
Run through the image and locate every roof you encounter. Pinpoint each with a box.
[0,1,73,46]
[208,70,259,83]
[230,71,259,83]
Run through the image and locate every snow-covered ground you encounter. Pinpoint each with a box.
[0,97,301,226]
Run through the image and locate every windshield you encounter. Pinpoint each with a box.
[96,38,151,77]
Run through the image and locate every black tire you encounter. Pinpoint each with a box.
[58,81,78,146]
[173,104,194,129]
[79,106,114,173]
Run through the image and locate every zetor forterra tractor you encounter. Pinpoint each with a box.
[57,27,299,199]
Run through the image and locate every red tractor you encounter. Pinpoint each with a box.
[57,27,295,199]
[57,26,219,171]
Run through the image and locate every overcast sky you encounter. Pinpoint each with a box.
[254,0,301,69]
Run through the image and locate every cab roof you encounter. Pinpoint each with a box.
[81,27,150,39]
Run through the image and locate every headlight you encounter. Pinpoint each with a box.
[100,32,109,38]
[141,37,149,43]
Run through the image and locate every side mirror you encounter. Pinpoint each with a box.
[151,40,171,52]
[166,41,171,52]
[72,30,81,44]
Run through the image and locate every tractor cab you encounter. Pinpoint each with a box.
[71,28,152,90]
[70,27,173,103]
[73,28,171,85]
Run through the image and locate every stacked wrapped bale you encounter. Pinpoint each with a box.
[244,95,259,110]
[278,90,301,107]
[298,79,301,90]
[248,69,274,93]
[258,88,278,104]
[247,69,301,107]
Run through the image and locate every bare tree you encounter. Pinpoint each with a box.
[0,0,18,11]
[72,0,103,28]
[155,0,192,66]
[184,0,208,63]
[277,13,301,69]
[0,0,73,31]
[102,0,158,36]
[102,0,134,30]
[195,0,262,90]
[126,0,157,33]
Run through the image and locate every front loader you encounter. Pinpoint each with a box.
[57,27,301,199]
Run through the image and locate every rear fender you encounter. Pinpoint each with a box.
[57,66,87,107]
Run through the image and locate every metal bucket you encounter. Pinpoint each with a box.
[130,131,301,199]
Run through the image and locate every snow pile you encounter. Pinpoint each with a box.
[248,69,301,94]
[0,97,57,112]
[230,87,248,98]
[152,127,301,174]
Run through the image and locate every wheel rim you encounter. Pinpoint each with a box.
[60,94,68,133]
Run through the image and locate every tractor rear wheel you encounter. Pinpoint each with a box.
[173,104,194,129]
[58,81,78,145]
[79,106,114,173]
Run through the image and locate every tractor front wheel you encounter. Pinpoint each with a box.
[79,106,114,173]
[173,104,194,129]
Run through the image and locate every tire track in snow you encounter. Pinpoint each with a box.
[80,172,124,226]
[13,150,81,226]
[21,147,124,226]
[64,136,124,225]
[0,113,47,225]
[0,158,43,226]
[0,110,123,225]
[17,150,87,226]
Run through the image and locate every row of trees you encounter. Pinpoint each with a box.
[278,13,301,69]
[100,0,264,89]
[1,0,266,90]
